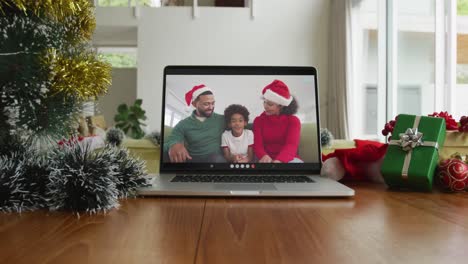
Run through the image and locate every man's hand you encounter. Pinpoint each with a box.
[168,143,192,163]
[259,155,273,163]
[231,154,241,163]
[236,155,249,163]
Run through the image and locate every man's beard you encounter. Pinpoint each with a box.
[198,109,214,117]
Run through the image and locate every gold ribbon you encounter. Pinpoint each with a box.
[451,152,468,164]
[388,116,439,180]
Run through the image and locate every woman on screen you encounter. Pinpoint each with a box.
[253,80,303,163]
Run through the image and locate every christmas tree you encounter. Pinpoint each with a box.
[0,1,147,213]
[0,0,111,152]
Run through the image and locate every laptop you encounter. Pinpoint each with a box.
[137,66,354,197]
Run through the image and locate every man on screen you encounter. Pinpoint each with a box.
[164,84,226,163]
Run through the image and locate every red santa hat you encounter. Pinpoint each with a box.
[185,84,212,106]
[262,80,293,106]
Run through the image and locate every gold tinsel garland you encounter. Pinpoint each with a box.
[0,0,95,41]
[44,49,112,101]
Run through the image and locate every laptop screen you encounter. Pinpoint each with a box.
[161,66,321,173]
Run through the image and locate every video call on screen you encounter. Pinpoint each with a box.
[163,74,319,164]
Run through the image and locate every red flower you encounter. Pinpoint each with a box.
[460,116,468,132]
[429,111,459,130]
[381,116,397,138]
[57,136,87,146]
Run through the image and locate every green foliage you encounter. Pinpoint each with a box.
[459,0,468,16]
[457,75,468,84]
[114,99,147,139]
[100,53,136,68]
[457,64,468,84]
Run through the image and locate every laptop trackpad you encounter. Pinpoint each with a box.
[214,184,277,191]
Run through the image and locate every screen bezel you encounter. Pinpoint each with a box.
[160,66,322,174]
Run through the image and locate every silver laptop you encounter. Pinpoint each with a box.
[137,66,354,197]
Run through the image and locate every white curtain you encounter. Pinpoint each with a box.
[326,0,353,139]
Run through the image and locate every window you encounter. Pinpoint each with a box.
[456,0,468,118]
[164,89,192,127]
[348,0,383,140]
[364,85,377,135]
[349,0,465,141]
[164,107,185,127]
[395,0,436,117]
[97,47,137,68]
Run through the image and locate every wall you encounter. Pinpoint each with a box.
[137,0,330,132]
[165,74,317,124]
[97,68,137,127]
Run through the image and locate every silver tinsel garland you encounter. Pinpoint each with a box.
[46,141,120,214]
[0,139,148,214]
[105,146,148,198]
[145,131,161,146]
[106,127,125,146]
[0,151,48,212]
[320,128,334,148]
[0,153,27,212]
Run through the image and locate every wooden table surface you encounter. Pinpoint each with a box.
[1,183,468,264]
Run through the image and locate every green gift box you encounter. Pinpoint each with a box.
[381,114,446,191]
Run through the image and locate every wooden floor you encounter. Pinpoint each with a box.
[2,183,468,264]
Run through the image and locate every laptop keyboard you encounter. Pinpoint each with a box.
[171,175,314,183]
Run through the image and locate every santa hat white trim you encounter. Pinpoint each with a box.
[191,87,212,103]
[263,88,293,106]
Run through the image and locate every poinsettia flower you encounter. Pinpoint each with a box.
[460,116,468,132]
[429,111,459,130]
[58,136,87,146]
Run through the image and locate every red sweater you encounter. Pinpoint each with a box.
[253,112,301,163]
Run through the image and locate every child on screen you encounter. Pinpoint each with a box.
[221,104,254,163]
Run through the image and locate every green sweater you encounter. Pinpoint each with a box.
[164,112,225,157]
